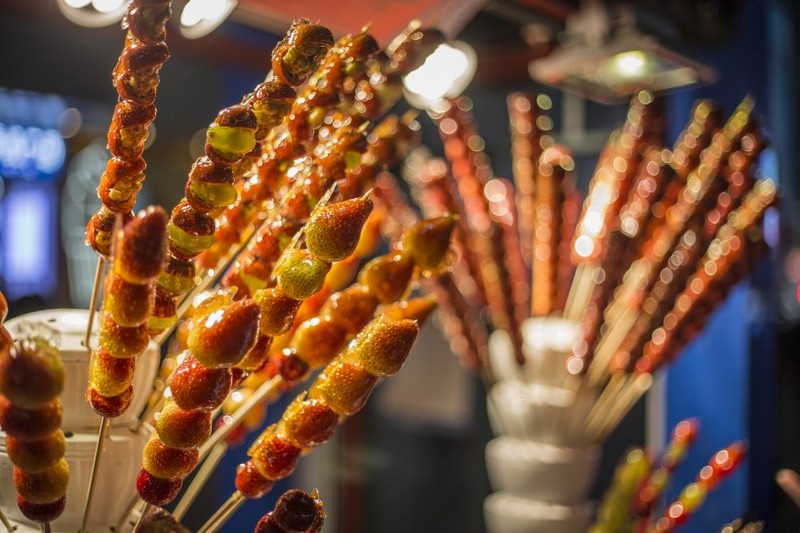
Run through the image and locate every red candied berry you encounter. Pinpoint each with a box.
[235,461,274,499]
[136,468,183,506]
[0,396,63,440]
[188,300,260,368]
[277,395,339,449]
[249,425,302,480]
[254,513,282,533]
[168,353,232,411]
[142,435,200,480]
[278,348,310,384]
[87,385,133,418]
[89,346,137,398]
[230,367,250,388]
[18,494,66,523]
[156,399,212,449]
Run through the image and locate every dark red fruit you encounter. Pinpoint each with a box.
[0,396,62,440]
[273,489,325,532]
[249,425,302,480]
[168,353,232,411]
[17,494,66,523]
[277,395,339,449]
[235,461,274,499]
[87,385,133,418]
[136,468,183,506]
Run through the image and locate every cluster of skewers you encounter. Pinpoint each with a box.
[398,88,775,447]
[0,0,463,531]
[592,418,759,532]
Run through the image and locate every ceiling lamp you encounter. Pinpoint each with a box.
[402,40,477,110]
[179,0,237,39]
[529,0,716,104]
[56,0,127,27]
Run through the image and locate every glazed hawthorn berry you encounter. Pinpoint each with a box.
[290,316,347,369]
[156,399,212,449]
[98,314,149,358]
[13,459,69,504]
[136,468,183,506]
[272,489,325,532]
[103,273,155,327]
[89,347,137,397]
[304,194,374,262]
[381,296,437,324]
[187,299,260,368]
[236,333,274,372]
[17,494,66,523]
[275,249,332,301]
[88,385,133,418]
[114,206,168,284]
[0,339,65,409]
[324,285,379,335]
[278,348,310,383]
[142,434,199,480]
[235,461,274,499]
[0,396,63,441]
[308,361,377,416]
[6,430,66,473]
[400,214,456,272]
[254,286,302,336]
[359,252,415,304]
[168,353,232,411]
[277,394,339,449]
[249,425,302,480]
[342,318,419,377]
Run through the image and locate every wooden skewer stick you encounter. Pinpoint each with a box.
[586,306,638,388]
[113,493,144,533]
[562,264,598,323]
[80,417,111,533]
[592,373,652,444]
[40,524,49,533]
[582,373,625,432]
[172,441,228,521]
[196,491,246,533]
[83,257,106,349]
[131,503,152,533]
[0,509,16,532]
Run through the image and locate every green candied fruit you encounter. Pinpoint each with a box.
[207,125,257,160]
[189,180,239,208]
[148,313,178,332]
[156,271,195,295]
[168,222,216,256]
[344,150,362,170]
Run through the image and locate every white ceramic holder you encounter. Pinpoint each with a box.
[0,309,159,532]
[484,317,598,533]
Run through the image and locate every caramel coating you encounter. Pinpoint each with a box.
[236,333,274,372]
[308,361,377,416]
[305,194,374,263]
[98,314,149,358]
[400,215,456,272]
[275,249,332,301]
[324,285,379,335]
[6,430,66,473]
[271,489,325,533]
[291,316,347,369]
[277,395,339,449]
[0,340,64,409]
[114,206,168,284]
[341,318,419,377]
[168,353,232,411]
[235,461,274,499]
[272,19,335,86]
[13,459,69,504]
[254,286,302,336]
[142,434,199,480]
[0,396,62,441]
[89,347,137,397]
[156,399,212,449]
[359,252,414,304]
[249,425,302,480]
[187,299,260,368]
[88,385,133,418]
[136,468,183,506]
[103,274,155,327]
[17,495,65,523]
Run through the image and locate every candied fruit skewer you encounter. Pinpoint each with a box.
[590,447,651,532]
[507,92,553,268]
[254,488,325,533]
[199,315,424,531]
[85,0,171,258]
[632,418,699,529]
[0,323,68,526]
[647,442,747,532]
[88,207,168,418]
[381,164,490,373]
[137,295,260,507]
[148,104,258,338]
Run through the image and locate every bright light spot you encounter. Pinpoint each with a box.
[581,210,604,236]
[574,235,595,258]
[181,0,236,28]
[92,0,124,13]
[403,42,476,106]
[64,0,92,7]
[613,51,647,76]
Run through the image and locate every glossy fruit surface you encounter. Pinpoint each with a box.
[136,468,183,506]
[142,434,199,480]
[0,396,63,441]
[0,340,65,409]
[6,430,66,472]
[187,300,260,368]
[275,249,332,301]
[17,494,65,523]
[168,353,231,411]
[305,195,373,262]
[13,459,69,504]
[156,399,212,449]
